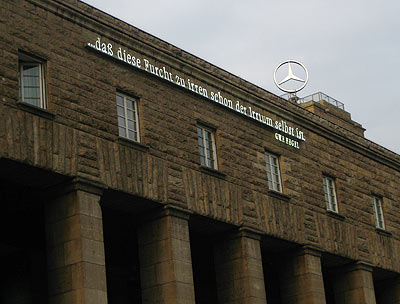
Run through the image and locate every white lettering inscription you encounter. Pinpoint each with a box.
[86,37,307,148]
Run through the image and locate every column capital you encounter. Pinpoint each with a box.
[218,226,264,242]
[70,177,107,195]
[291,245,323,258]
[346,261,374,273]
[238,226,264,241]
[43,176,107,200]
[162,204,193,220]
[141,203,193,223]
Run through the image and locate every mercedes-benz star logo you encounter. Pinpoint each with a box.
[273,60,309,93]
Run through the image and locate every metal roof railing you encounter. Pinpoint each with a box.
[280,92,299,102]
[297,92,345,110]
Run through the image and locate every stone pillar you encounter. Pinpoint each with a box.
[137,205,195,304]
[45,179,108,304]
[376,277,400,304]
[280,247,326,304]
[214,228,267,304]
[333,262,376,304]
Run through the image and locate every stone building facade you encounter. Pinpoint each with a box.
[1,0,400,303]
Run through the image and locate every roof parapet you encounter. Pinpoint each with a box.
[281,92,365,137]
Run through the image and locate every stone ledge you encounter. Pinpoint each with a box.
[199,165,226,179]
[267,190,291,202]
[326,210,345,221]
[376,228,392,237]
[117,137,150,152]
[17,101,55,120]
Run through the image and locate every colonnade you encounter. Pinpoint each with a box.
[45,182,398,304]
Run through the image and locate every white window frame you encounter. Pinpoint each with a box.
[372,195,385,230]
[323,175,338,213]
[265,152,282,193]
[116,93,140,142]
[197,125,218,169]
[18,53,46,109]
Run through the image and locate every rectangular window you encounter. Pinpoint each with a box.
[372,196,385,230]
[18,53,46,109]
[323,176,338,213]
[265,152,282,192]
[116,93,140,142]
[197,125,217,169]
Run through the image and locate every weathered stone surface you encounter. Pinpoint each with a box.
[280,248,326,304]
[214,230,267,304]
[2,0,399,269]
[137,207,195,304]
[332,263,376,304]
[1,1,400,303]
[45,189,108,304]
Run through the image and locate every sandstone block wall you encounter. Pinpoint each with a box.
[0,0,399,275]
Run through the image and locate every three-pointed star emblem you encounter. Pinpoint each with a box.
[278,62,306,85]
[273,60,309,94]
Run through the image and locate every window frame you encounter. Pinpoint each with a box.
[265,151,283,193]
[323,175,338,213]
[197,124,218,170]
[116,92,140,143]
[372,195,385,230]
[18,53,47,109]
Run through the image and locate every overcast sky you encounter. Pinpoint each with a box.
[83,0,400,154]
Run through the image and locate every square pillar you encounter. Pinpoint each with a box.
[333,262,376,304]
[214,228,267,304]
[280,247,326,304]
[137,205,195,304]
[45,180,108,304]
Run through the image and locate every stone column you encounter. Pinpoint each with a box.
[333,262,376,304]
[45,179,108,304]
[214,228,267,304]
[137,205,195,304]
[280,247,326,304]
